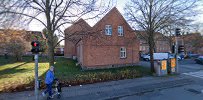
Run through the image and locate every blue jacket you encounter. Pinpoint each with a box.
[45,70,54,84]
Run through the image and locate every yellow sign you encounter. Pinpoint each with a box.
[161,60,167,70]
[171,58,176,68]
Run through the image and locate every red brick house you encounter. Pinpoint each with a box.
[173,33,203,54]
[64,7,140,69]
[137,31,171,54]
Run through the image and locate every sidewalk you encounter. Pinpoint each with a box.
[0,75,193,100]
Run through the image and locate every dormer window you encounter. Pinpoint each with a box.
[118,26,123,36]
[105,25,112,35]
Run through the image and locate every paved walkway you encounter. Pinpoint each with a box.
[0,75,193,100]
[183,70,203,79]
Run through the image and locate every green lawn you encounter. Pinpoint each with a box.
[0,56,151,92]
[0,56,49,92]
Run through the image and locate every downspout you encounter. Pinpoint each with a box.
[132,44,133,65]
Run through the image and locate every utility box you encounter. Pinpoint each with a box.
[170,58,176,73]
[155,60,168,76]
[167,58,177,74]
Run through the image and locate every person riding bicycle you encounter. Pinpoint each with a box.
[42,66,55,98]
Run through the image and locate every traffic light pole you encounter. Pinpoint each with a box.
[175,36,179,73]
[34,54,39,100]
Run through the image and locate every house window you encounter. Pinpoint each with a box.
[143,46,146,51]
[118,26,124,36]
[105,25,112,35]
[120,47,126,58]
[140,46,143,51]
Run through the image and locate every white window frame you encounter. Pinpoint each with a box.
[140,46,142,51]
[120,47,127,58]
[105,25,112,35]
[143,46,146,51]
[118,26,124,36]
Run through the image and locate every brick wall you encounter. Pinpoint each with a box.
[80,7,140,68]
[156,40,170,53]
[64,40,76,58]
[138,31,171,54]
[64,7,140,69]
[82,44,139,68]
[64,19,91,58]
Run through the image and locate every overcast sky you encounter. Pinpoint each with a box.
[28,0,203,45]
[29,0,203,31]
[28,0,129,45]
[28,0,128,31]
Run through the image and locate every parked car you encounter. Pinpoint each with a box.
[187,54,199,58]
[169,54,182,60]
[143,54,150,61]
[140,53,146,58]
[195,56,203,65]
[143,53,169,61]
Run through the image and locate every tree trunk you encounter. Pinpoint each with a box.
[153,43,157,53]
[47,29,55,66]
[16,55,22,61]
[149,35,155,73]
[48,39,54,66]
[149,0,155,73]
[16,55,19,61]
[169,39,173,53]
[45,0,54,67]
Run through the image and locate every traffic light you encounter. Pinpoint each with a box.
[175,28,181,36]
[178,45,184,53]
[172,45,175,53]
[31,41,40,53]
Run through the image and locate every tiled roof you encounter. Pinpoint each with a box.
[64,18,91,44]
[93,7,133,32]
[65,19,91,35]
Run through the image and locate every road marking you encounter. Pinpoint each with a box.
[183,71,203,79]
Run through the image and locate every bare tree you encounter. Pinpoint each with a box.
[183,32,203,54]
[124,0,199,73]
[6,39,26,61]
[0,0,114,66]
[41,28,59,54]
[0,29,27,61]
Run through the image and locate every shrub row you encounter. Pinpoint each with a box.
[1,69,142,93]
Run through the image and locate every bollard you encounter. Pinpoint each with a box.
[37,79,41,89]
